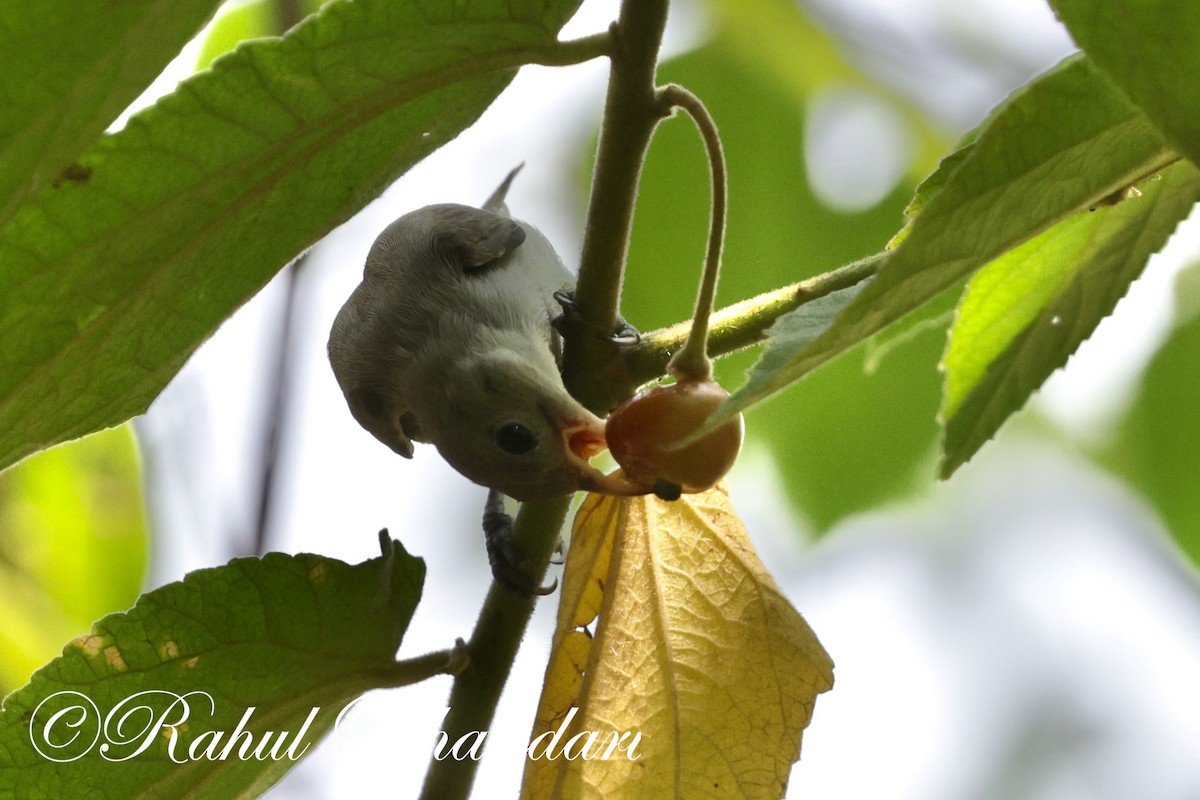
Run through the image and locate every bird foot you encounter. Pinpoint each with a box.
[482,490,558,595]
[552,289,640,346]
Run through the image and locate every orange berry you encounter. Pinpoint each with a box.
[605,377,744,494]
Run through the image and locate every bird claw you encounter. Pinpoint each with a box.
[482,490,558,595]
[552,289,640,346]
[548,537,566,565]
[610,321,640,345]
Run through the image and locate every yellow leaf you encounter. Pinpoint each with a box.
[522,483,834,800]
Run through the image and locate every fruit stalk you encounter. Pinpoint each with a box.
[657,84,727,381]
[605,85,743,497]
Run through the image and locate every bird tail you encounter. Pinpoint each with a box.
[483,163,525,215]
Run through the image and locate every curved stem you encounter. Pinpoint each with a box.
[657,85,726,381]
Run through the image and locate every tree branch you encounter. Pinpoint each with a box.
[249,0,312,556]
[418,4,671,799]
[416,498,570,799]
[376,642,470,689]
[625,252,885,385]
[562,2,673,413]
[532,30,614,67]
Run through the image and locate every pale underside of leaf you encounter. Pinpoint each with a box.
[523,484,833,800]
[940,160,1200,476]
[705,281,864,434]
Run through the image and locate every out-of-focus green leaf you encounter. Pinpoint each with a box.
[0,428,147,693]
[0,0,583,474]
[713,55,1175,426]
[621,19,942,531]
[196,0,277,70]
[942,162,1200,477]
[1105,268,1200,567]
[708,0,946,175]
[1173,258,1200,324]
[771,334,944,531]
[1050,0,1200,169]
[0,538,425,798]
[0,0,222,227]
[196,0,328,70]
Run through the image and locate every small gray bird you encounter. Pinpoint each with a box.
[328,168,636,504]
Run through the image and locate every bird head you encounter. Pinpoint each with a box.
[409,330,642,501]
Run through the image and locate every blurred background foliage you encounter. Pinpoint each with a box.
[196,0,326,69]
[0,427,146,694]
[1104,262,1200,564]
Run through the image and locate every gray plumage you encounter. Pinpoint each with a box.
[328,169,624,501]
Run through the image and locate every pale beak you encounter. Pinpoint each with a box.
[558,414,649,497]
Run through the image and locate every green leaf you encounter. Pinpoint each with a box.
[1049,0,1200,170]
[712,55,1176,424]
[196,0,329,70]
[863,280,961,375]
[1105,269,1200,567]
[720,276,950,531]
[732,282,864,402]
[0,538,425,798]
[768,325,945,532]
[0,0,222,227]
[941,161,1200,476]
[0,0,583,473]
[887,142,974,248]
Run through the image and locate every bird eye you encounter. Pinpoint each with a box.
[494,423,538,455]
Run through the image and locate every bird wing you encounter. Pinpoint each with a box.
[433,205,527,270]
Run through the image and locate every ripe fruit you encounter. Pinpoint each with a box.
[605,376,744,495]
